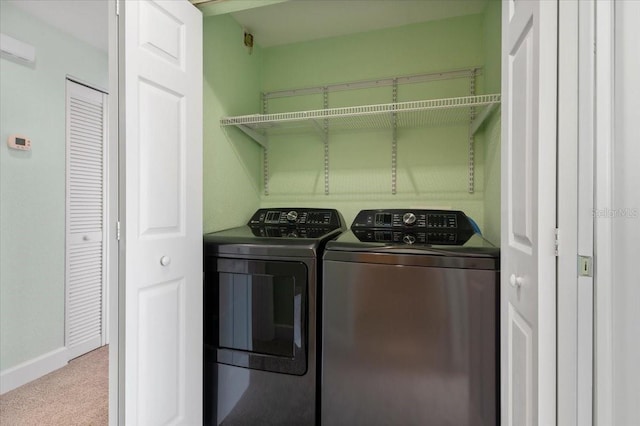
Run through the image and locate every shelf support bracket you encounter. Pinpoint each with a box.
[236,124,267,148]
[391,78,398,195]
[470,102,498,136]
[262,92,269,196]
[323,87,330,195]
[467,69,477,194]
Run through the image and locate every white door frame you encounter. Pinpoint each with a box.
[557,1,597,425]
[556,1,580,423]
[107,0,120,424]
[593,0,615,424]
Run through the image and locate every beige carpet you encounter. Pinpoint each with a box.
[0,345,108,426]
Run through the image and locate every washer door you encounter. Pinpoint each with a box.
[205,257,308,376]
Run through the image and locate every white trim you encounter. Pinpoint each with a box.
[0,347,68,394]
[594,0,615,424]
[66,74,109,95]
[557,0,579,424]
[536,2,559,423]
[576,2,596,424]
[107,0,119,424]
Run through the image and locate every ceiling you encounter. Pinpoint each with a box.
[7,0,108,52]
[5,0,488,53]
[227,0,489,47]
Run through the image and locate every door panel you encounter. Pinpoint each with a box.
[509,18,534,252]
[508,303,533,426]
[137,279,184,426]
[121,0,202,424]
[139,0,185,68]
[501,0,557,424]
[138,79,184,236]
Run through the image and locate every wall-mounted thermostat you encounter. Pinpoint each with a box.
[7,134,31,151]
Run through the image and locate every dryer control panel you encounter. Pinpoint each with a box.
[248,208,343,228]
[247,208,345,240]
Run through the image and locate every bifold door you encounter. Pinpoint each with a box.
[65,79,108,360]
[120,0,203,423]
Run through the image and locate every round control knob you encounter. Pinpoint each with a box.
[403,212,417,226]
[286,210,298,222]
[160,256,171,267]
[402,234,417,245]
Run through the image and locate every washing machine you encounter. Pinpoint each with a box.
[322,209,499,426]
[203,208,345,425]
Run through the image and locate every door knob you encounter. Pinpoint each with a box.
[509,274,523,288]
[160,256,171,266]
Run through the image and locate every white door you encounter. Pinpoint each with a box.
[120,0,202,424]
[65,79,108,360]
[501,0,557,425]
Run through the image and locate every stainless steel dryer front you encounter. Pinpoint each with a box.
[321,209,499,426]
[203,208,345,426]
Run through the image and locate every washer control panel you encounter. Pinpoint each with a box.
[351,209,476,246]
[353,209,461,230]
[353,229,460,245]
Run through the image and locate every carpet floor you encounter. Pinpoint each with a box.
[0,345,108,426]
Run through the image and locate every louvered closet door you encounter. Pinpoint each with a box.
[65,80,108,360]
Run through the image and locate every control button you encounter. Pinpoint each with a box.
[403,234,416,245]
[375,213,392,227]
[403,212,417,226]
[286,210,298,222]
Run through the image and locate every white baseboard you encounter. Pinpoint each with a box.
[0,347,68,395]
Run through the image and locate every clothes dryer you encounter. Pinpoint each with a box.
[204,208,345,425]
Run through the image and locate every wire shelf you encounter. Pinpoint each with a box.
[220,94,501,138]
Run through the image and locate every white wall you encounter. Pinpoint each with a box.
[611,1,640,422]
[0,1,108,381]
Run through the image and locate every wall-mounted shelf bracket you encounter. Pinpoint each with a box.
[233,122,268,148]
[262,93,269,195]
[468,69,477,194]
[391,78,398,195]
[470,102,499,136]
[323,87,330,195]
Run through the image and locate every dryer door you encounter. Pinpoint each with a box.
[204,258,308,375]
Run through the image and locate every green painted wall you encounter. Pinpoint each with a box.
[203,9,502,238]
[202,14,262,233]
[0,3,108,371]
[481,0,502,245]
[259,14,492,228]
